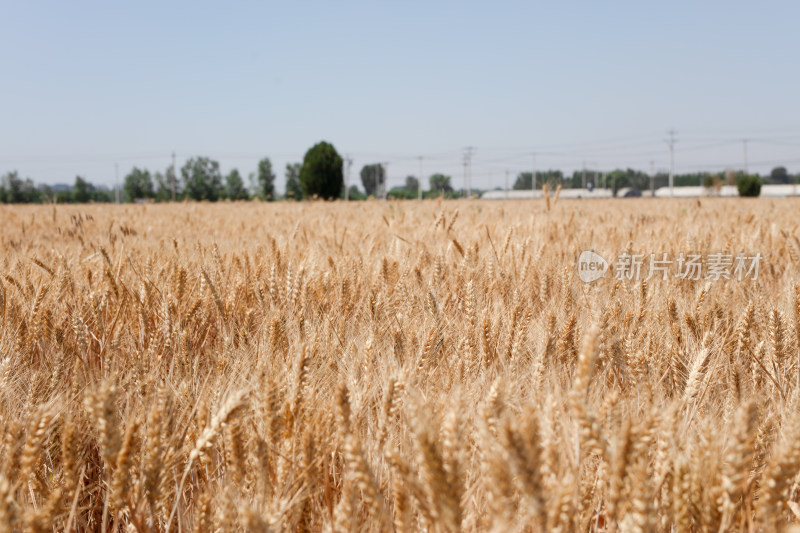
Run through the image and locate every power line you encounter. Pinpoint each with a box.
[754,139,800,147]
[682,156,800,170]
[474,133,666,153]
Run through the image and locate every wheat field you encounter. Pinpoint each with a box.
[0,198,798,532]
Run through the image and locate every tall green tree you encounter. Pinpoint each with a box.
[360,164,384,196]
[429,173,452,193]
[37,185,54,203]
[605,169,626,196]
[93,187,114,203]
[225,169,250,200]
[285,162,303,199]
[257,158,276,200]
[1,171,23,203]
[123,167,154,201]
[569,169,603,189]
[514,170,564,190]
[181,157,223,201]
[154,165,178,201]
[771,166,790,184]
[154,171,173,202]
[1,171,41,203]
[300,142,343,200]
[602,168,652,195]
[348,184,364,200]
[72,176,93,203]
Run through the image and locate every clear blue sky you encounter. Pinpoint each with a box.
[2,1,799,192]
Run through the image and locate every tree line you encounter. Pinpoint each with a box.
[0,142,342,204]
[0,172,115,204]
[511,166,798,194]
[2,140,797,203]
[0,140,459,204]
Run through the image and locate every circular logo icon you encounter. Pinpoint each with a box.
[577,250,608,283]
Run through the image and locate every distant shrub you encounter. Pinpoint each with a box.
[737,174,762,197]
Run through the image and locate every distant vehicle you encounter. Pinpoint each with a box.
[624,188,642,197]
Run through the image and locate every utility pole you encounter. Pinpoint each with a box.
[650,160,655,197]
[742,139,749,175]
[505,170,509,199]
[667,130,676,198]
[344,156,353,201]
[115,163,120,203]
[463,147,474,198]
[171,151,177,202]
[417,156,423,200]
[462,154,468,198]
[531,153,537,198]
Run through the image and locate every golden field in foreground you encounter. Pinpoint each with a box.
[0,198,799,532]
